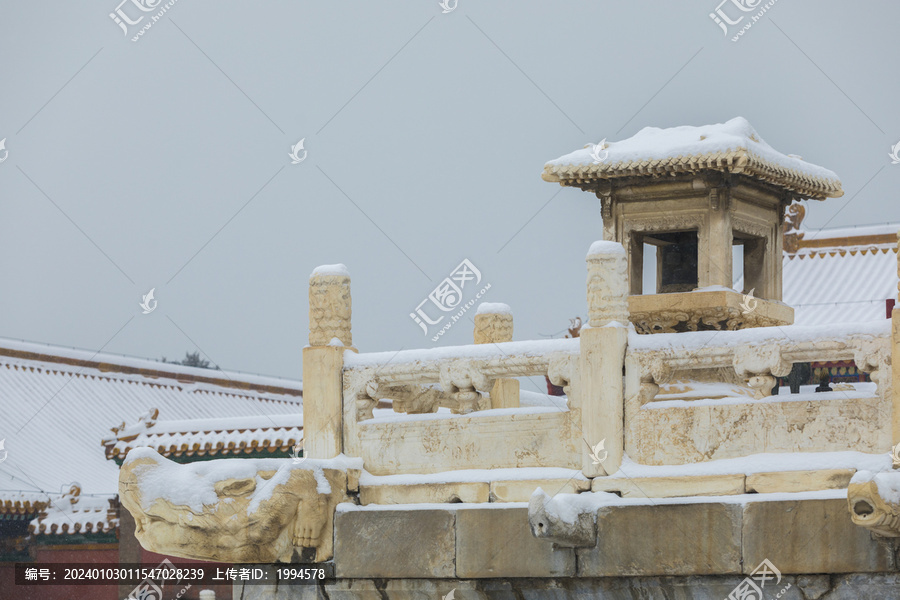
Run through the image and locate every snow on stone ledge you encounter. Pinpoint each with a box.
[476,302,511,316]
[124,448,362,513]
[587,240,626,257]
[310,263,350,278]
[628,319,889,352]
[344,337,579,369]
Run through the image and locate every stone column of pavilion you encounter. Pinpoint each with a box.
[303,264,355,459]
[473,302,519,409]
[580,241,629,477]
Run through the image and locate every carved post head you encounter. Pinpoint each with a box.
[309,264,352,347]
[586,241,629,327]
[474,303,513,344]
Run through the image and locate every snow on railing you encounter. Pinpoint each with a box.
[626,320,891,403]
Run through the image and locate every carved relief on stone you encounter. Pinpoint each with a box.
[119,449,357,563]
[439,360,492,414]
[848,474,900,537]
[783,203,806,254]
[853,338,892,399]
[586,249,629,327]
[473,312,513,345]
[528,489,596,548]
[547,352,578,407]
[732,217,772,241]
[733,344,793,399]
[309,272,352,347]
[630,307,783,335]
[344,369,378,421]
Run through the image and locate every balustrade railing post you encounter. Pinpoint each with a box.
[303,264,354,459]
[580,241,629,477]
[474,303,519,409]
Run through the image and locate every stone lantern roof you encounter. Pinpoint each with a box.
[542,117,843,201]
[543,118,845,333]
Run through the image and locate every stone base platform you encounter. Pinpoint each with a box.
[359,477,590,505]
[235,573,900,599]
[591,469,856,498]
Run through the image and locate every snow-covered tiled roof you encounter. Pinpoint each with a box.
[29,487,117,537]
[0,492,49,518]
[783,244,898,327]
[104,412,302,462]
[543,117,843,200]
[0,338,302,516]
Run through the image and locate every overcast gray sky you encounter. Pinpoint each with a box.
[1,1,896,381]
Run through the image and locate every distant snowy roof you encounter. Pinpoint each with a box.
[104,412,302,463]
[543,117,843,200]
[783,232,898,327]
[28,485,117,537]
[0,338,302,517]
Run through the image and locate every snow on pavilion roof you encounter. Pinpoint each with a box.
[543,117,844,200]
[0,337,302,530]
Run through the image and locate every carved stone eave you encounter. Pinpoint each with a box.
[119,448,361,563]
[627,289,794,335]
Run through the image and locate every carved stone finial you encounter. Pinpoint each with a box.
[309,264,352,347]
[586,241,629,328]
[783,203,806,254]
[474,303,513,344]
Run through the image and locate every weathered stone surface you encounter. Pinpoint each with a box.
[119,449,351,563]
[591,474,745,498]
[746,469,855,494]
[359,481,489,505]
[578,502,742,576]
[334,508,455,578]
[457,507,575,578]
[490,478,589,502]
[356,409,580,475]
[743,498,895,574]
[489,377,520,409]
[797,575,832,600]
[626,393,889,465]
